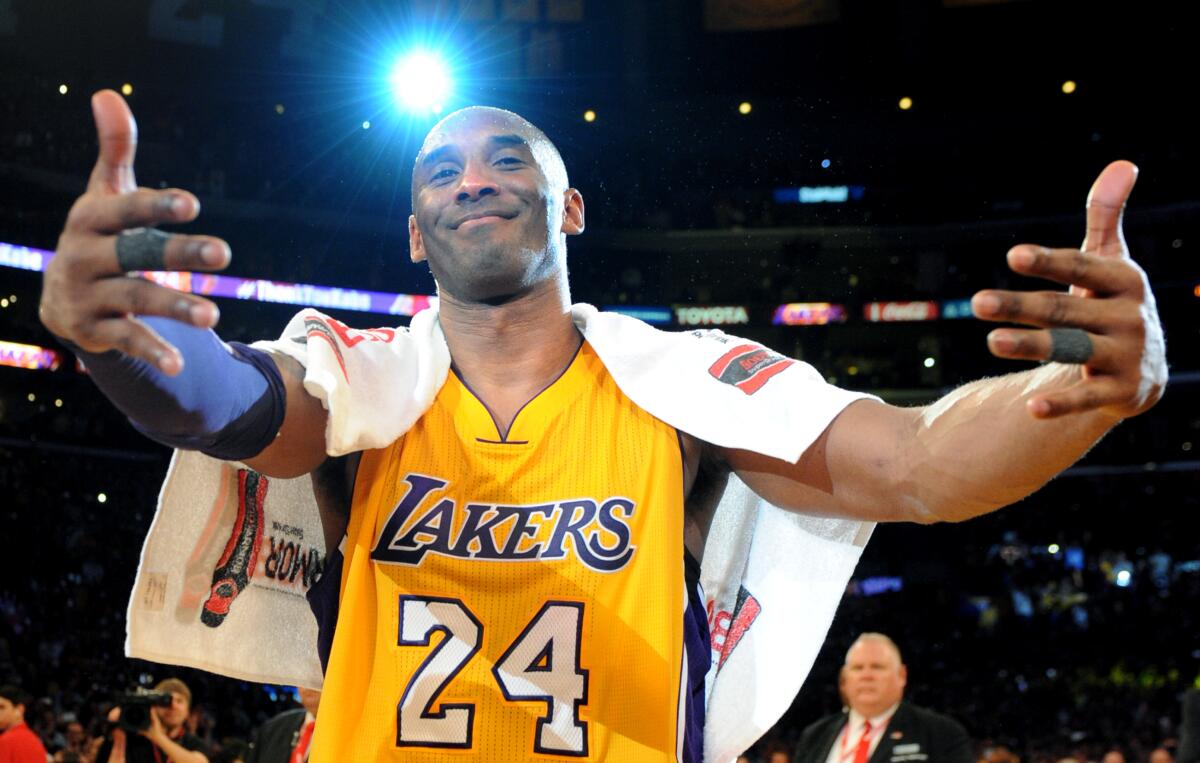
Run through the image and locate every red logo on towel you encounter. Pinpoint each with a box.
[201,470,267,628]
[708,586,762,669]
[708,344,793,395]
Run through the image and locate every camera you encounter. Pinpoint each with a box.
[115,689,173,732]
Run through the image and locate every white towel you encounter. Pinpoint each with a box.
[126,304,876,762]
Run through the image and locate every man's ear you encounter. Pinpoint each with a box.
[409,214,426,263]
[560,188,585,235]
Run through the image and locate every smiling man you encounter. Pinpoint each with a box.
[40,91,1166,761]
[793,634,972,763]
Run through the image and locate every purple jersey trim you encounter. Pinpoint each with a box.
[306,542,343,674]
[683,549,708,763]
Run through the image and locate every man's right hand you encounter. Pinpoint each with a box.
[39,89,231,375]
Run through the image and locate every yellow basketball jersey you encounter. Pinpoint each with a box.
[312,341,688,761]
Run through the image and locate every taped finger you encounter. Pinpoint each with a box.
[116,228,171,272]
[1047,328,1094,364]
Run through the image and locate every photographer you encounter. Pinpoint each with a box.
[96,679,210,763]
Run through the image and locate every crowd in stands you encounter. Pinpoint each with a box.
[2,390,1196,761]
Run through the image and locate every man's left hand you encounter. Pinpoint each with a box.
[971,160,1167,420]
[138,708,167,745]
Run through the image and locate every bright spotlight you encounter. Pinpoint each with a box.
[121,83,134,96]
[738,101,752,115]
[898,96,913,111]
[1062,80,1077,94]
[389,51,452,115]
[58,84,69,95]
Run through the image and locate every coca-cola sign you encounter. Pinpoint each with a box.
[863,301,939,322]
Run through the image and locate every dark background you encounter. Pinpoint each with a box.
[1,1,1197,761]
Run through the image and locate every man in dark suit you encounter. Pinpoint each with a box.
[793,633,972,763]
[1179,689,1200,763]
[246,688,320,763]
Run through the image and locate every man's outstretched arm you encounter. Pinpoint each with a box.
[39,89,328,479]
[724,161,1167,523]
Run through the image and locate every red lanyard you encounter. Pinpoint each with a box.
[838,714,893,763]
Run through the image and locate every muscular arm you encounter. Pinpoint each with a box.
[725,365,1117,524]
[243,351,329,478]
[39,90,329,481]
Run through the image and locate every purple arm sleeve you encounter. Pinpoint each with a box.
[67,317,287,461]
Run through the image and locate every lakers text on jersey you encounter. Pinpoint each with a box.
[312,341,691,761]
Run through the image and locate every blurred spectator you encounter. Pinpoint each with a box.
[95,678,210,763]
[793,634,972,763]
[0,684,49,762]
[1152,748,1176,763]
[1180,690,1200,763]
[982,744,1021,763]
[1102,750,1127,763]
[246,689,319,763]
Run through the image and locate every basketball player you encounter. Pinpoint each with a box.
[39,90,1165,760]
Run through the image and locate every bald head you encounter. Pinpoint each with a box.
[841,633,907,717]
[412,106,569,200]
[845,632,903,665]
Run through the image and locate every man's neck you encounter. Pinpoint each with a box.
[437,276,579,438]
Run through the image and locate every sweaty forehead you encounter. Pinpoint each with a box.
[424,108,533,145]
[413,106,568,191]
[848,640,898,665]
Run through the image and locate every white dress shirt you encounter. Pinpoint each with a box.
[823,702,902,763]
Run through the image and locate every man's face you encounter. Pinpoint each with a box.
[0,696,20,731]
[842,640,907,717]
[66,721,85,746]
[409,109,582,303]
[153,692,189,732]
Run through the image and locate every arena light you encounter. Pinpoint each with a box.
[121,83,134,96]
[1062,80,1077,94]
[898,96,913,111]
[389,50,452,115]
[738,101,752,115]
[583,109,596,123]
[1,341,62,371]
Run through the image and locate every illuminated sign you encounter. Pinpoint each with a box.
[673,305,750,326]
[773,186,866,204]
[771,303,847,326]
[0,340,62,371]
[863,301,938,322]
[1,239,436,317]
[0,242,49,272]
[940,298,974,320]
[602,305,673,325]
